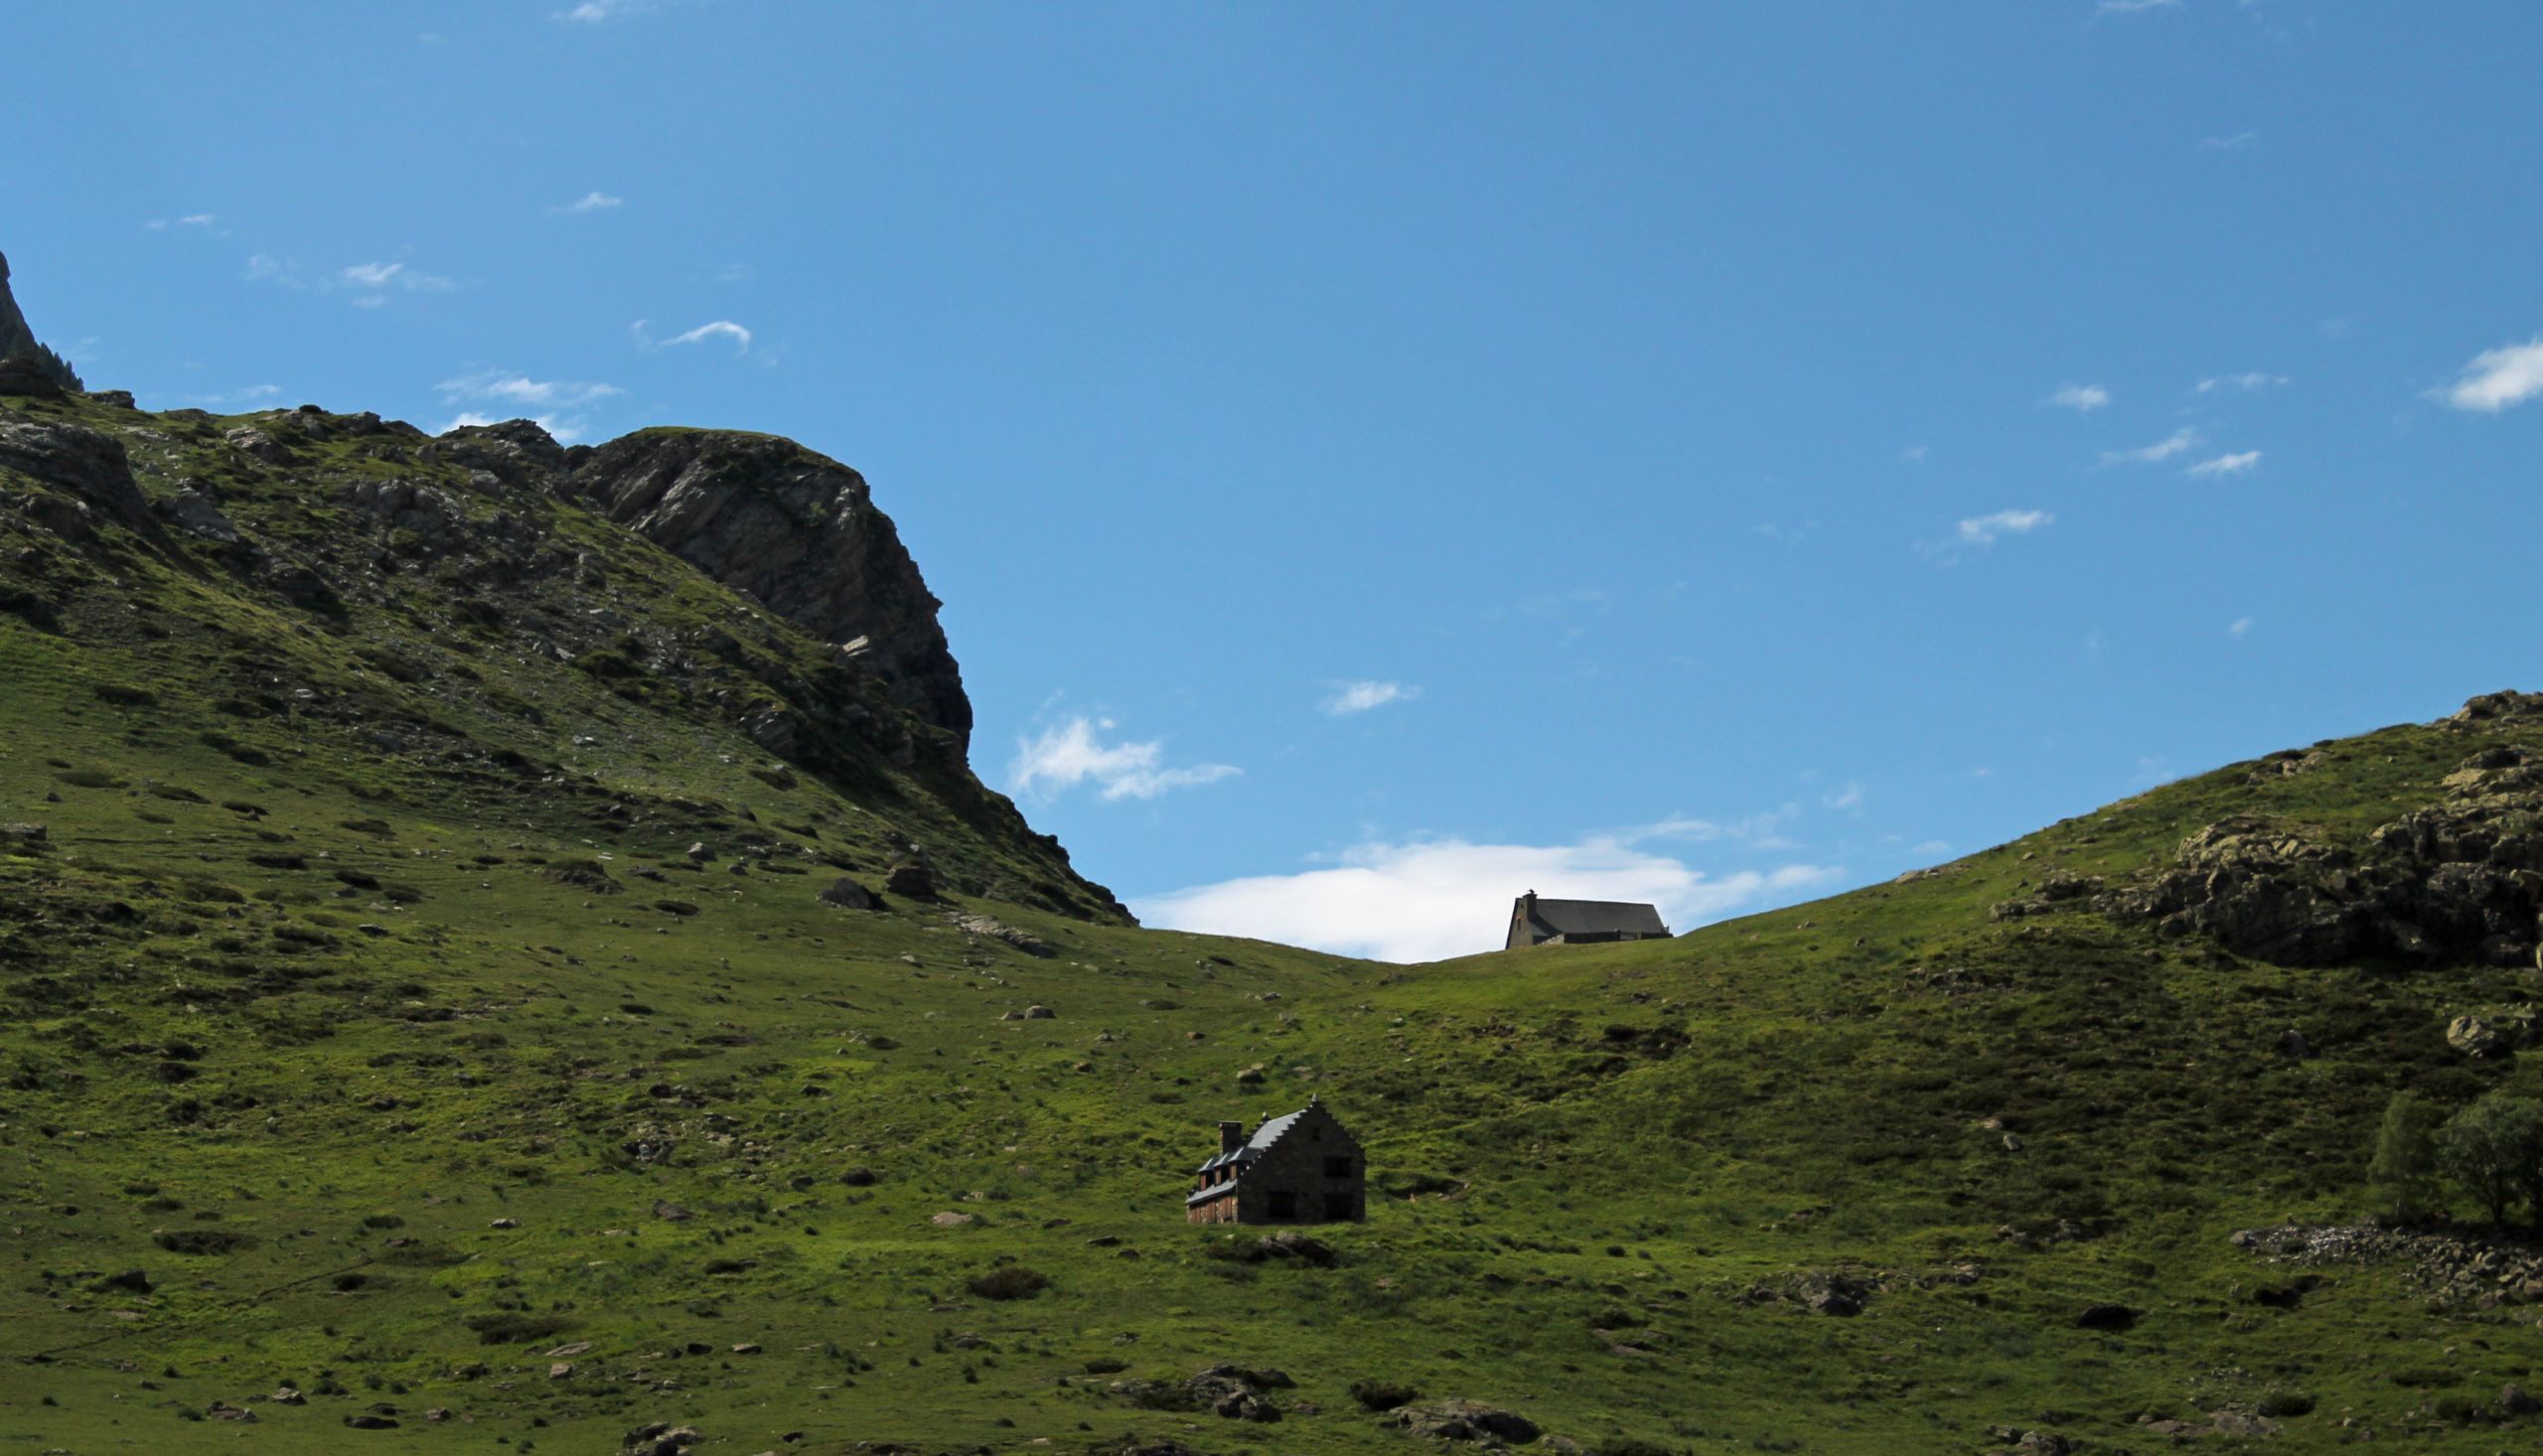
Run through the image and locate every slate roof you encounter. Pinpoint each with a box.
[1187,1105,1319,1204]
[1523,897,1671,939]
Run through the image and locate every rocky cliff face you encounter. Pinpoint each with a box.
[562,429,973,750]
[0,251,80,392]
[0,252,32,360]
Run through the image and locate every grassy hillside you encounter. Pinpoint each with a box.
[8,388,2543,1453]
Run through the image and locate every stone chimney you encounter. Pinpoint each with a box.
[1218,1120,1245,1155]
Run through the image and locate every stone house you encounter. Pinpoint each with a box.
[1185,1096,1366,1225]
[1504,890,1671,949]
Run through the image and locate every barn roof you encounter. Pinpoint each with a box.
[1195,1107,1303,1175]
[1523,897,1670,938]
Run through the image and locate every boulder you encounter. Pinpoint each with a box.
[886,861,937,899]
[2449,1014,2503,1057]
[819,876,879,910]
[1388,1398,1541,1445]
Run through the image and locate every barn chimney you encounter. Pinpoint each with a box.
[1219,1120,1244,1154]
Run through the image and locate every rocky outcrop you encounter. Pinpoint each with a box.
[563,429,972,748]
[0,418,158,541]
[0,251,84,393]
[2096,726,2543,966]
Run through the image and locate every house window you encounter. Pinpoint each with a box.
[1324,1193,1356,1221]
[1323,1155,1352,1179]
[1266,1191,1297,1221]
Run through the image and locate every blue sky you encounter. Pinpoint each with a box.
[8,1,2540,960]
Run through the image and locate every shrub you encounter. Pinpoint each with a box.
[1351,1380,1421,1411]
[967,1266,1050,1302]
[2440,1092,2543,1228]
[2369,1092,2448,1224]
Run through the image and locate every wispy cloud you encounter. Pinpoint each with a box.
[2199,130,2262,151]
[1322,680,1418,716]
[2100,427,2200,465]
[2229,616,2254,639]
[2437,338,2543,413]
[2046,382,2111,412]
[2197,371,2289,393]
[2186,450,2263,478]
[1008,716,1239,802]
[434,370,622,444]
[557,0,655,21]
[339,261,447,291]
[1136,835,1841,963]
[188,383,284,409]
[555,191,624,215]
[2097,0,2182,13]
[1822,781,1865,811]
[1900,444,1929,462]
[1958,509,2052,547]
[436,369,623,410]
[634,319,754,355]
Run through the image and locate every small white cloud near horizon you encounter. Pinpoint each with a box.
[2047,382,2112,412]
[2186,450,2263,478]
[436,369,623,410]
[634,319,754,355]
[2100,427,2200,466]
[2438,338,2543,413]
[1135,835,1843,963]
[188,383,283,408]
[1009,716,1238,802]
[2197,371,2290,393]
[1321,680,1418,716]
[435,370,622,444]
[556,191,624,215]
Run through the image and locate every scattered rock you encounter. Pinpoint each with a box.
[1255,1231,1338,1266]
[2448,1013,2503,1057]
[885,861,937,899]
[1387,1398,1541,1445]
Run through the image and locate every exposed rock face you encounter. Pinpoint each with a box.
[564,429,972,749]
[0,419,158,540]
[0,251,84,393]
[2096,722,2543,966]
[0,251,32,361]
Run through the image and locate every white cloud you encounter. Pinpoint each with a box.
[1322,680,1417,716]
[436,369,623,410]
[2229,616,2254,639]
[1901,444,1929,462]
[244,253,290,283]
[1008,716,1238,802]
[2438,338,2543,413]
[2186,450,2262,478]
[326,260,455,302]
[179,214,217,226]
[558,0,654,21]
[1956,509,2053,547]
[189,383,284,408]
[2097,0,2181,13]
[2047,382,2111,412]
[1910,839,1953,856]
[1622,807,1800,848]
[2197,371,2289,392]
[2100,426,2200,465]
[635,319,754,355]
[1136,835,1842,963]
[1822,781,1865,811]
[556,191,624,215]
[2199,130,2262,151]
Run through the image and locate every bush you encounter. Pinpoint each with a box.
[463,1313,574,1345]
[2440,1092,2543,1229]
[2256,1388,2316,1418]
[2369,1092,2448,1224]
[1350,1380,1421,1411]
[967,1266,1050,1302]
